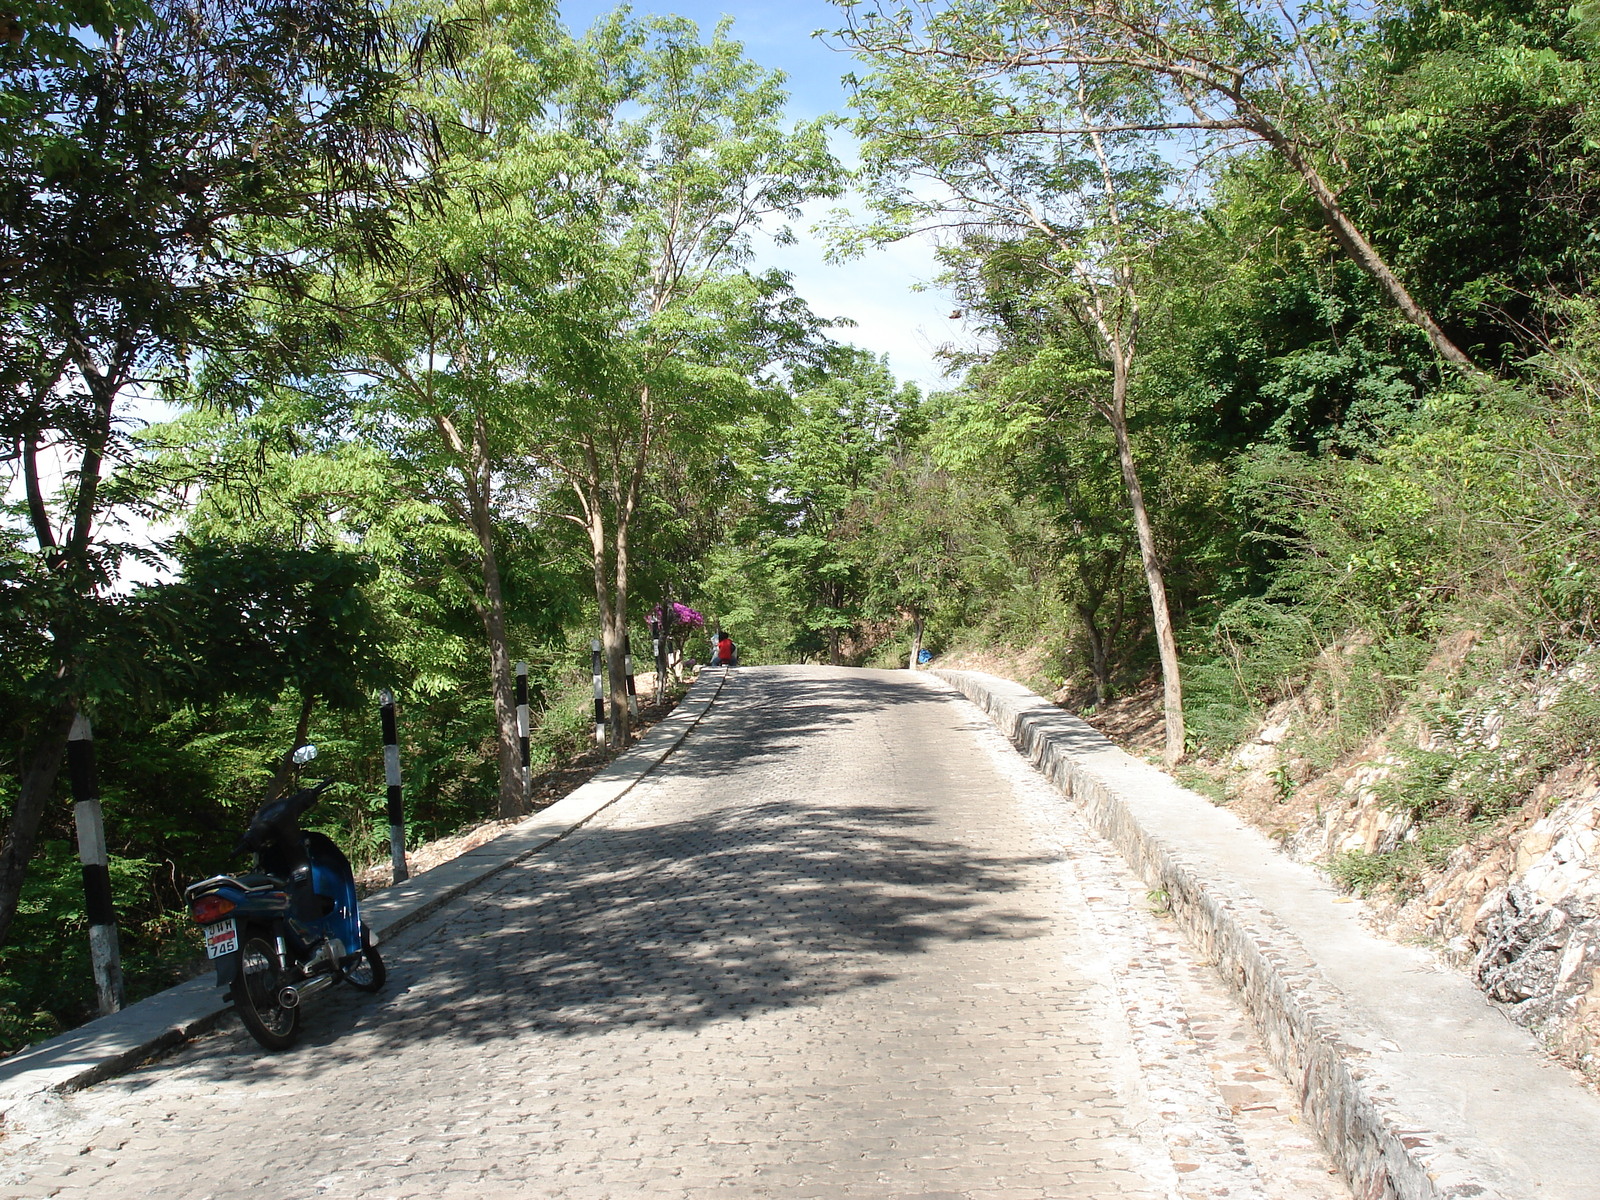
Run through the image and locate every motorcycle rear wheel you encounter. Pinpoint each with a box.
[231,930,300,1051]
[341,923,386,993]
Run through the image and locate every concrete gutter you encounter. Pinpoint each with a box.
[0,670,728,1115]
[935,668,1600,1200]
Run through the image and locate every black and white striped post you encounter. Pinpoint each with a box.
[624,636,638,716]
[515,661,531,801]
[68,714,123,1015]
[590,639,605,745]
[380,690,408,884]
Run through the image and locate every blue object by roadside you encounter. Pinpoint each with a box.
[917,648,933,664]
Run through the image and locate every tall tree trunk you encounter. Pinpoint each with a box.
[0,703,76,947]
[606,509,633,747]
[430,398,522,818]
[0,360,126,946]
[1106,556,1128,698]
[655,585,675,700]
[1077,601,1112,705]
[910,612,925,670]
[1261,127,1483,378]
[827,583,844,665]
[581,485,618,748]
[481,553,523,818]
[1075,550,1118,705]
[467,440,522,818]
[1104,356,1184,767]
[1078,548,1130,707]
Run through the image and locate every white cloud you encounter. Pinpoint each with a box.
[753,186,967,395]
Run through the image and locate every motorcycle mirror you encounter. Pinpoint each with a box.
[291,744,317,765]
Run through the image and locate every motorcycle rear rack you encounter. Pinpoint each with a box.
[186,872,286,897]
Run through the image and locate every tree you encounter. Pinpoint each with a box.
[0,0,435,945]
[834,0,1487,378]
[510,12,844,742]
[263,0,610,814]
[932,379,1138,701]
[754,350,921,663]
[165,541,397,790]
[844,14,1189,762]
[852,452,965,669]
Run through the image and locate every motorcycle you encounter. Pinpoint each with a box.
[185,745,386,1050]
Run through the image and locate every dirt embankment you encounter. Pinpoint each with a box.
[354,685,688,895]
[1209,648,1600,1089]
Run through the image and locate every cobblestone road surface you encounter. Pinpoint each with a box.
[0,667,1348,1199]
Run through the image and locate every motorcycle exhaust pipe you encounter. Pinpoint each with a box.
[277,971,339,1010]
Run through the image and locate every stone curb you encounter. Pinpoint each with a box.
[935,668,1600,1200]
[0,670,728,1114]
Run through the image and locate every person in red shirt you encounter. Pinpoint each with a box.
[712,631,737,666]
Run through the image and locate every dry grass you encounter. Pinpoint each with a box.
[354,687,689,894]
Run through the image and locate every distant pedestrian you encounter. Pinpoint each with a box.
[711,630,738,667]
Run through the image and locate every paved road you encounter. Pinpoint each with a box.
[0,667,1347,1199]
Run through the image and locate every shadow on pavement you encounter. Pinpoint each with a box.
[664,666,975,783]
[178,665,1050,1077]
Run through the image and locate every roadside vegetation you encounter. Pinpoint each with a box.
[6,0,1600,1052]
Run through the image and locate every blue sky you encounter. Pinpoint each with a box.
[562,0,858,120]
[559,0,959,394]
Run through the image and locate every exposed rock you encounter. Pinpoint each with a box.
[1476,885,1577,1002]
[1258,718,1291,745]
[1232,740,1277,770]
[1344,779,1600,1085]
[1229,652,1600,1088]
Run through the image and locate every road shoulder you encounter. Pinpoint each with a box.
[0,670,728,1115]
[935,666,1600,1200]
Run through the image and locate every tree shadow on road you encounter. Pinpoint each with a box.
[195,664,1053,1075]
[667,666,991,783]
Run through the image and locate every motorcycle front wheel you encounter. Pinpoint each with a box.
[231,929,300,1051]
[341,922,386,993]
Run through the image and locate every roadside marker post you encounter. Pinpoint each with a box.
[591,639,605,745]
[68,714,124,1016]
[624,637,639,716]
[515,662,531,805]
[380,690,408,884]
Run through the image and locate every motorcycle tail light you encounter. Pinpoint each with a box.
[191,894,236,924]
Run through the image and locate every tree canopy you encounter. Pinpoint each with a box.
[7,0,1600,1053]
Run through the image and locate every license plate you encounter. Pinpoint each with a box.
[204,919,239,959]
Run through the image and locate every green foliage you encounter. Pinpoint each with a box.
[1343,0,1600,368]
[1182,600,1318,754]
[1148,160,1437,459]
[163,542,395,708]
[707,348,922,663]
[1372,658,1600,829]
[1328,820,1476,900]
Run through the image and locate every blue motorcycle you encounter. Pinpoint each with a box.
[185,746,385,1050]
